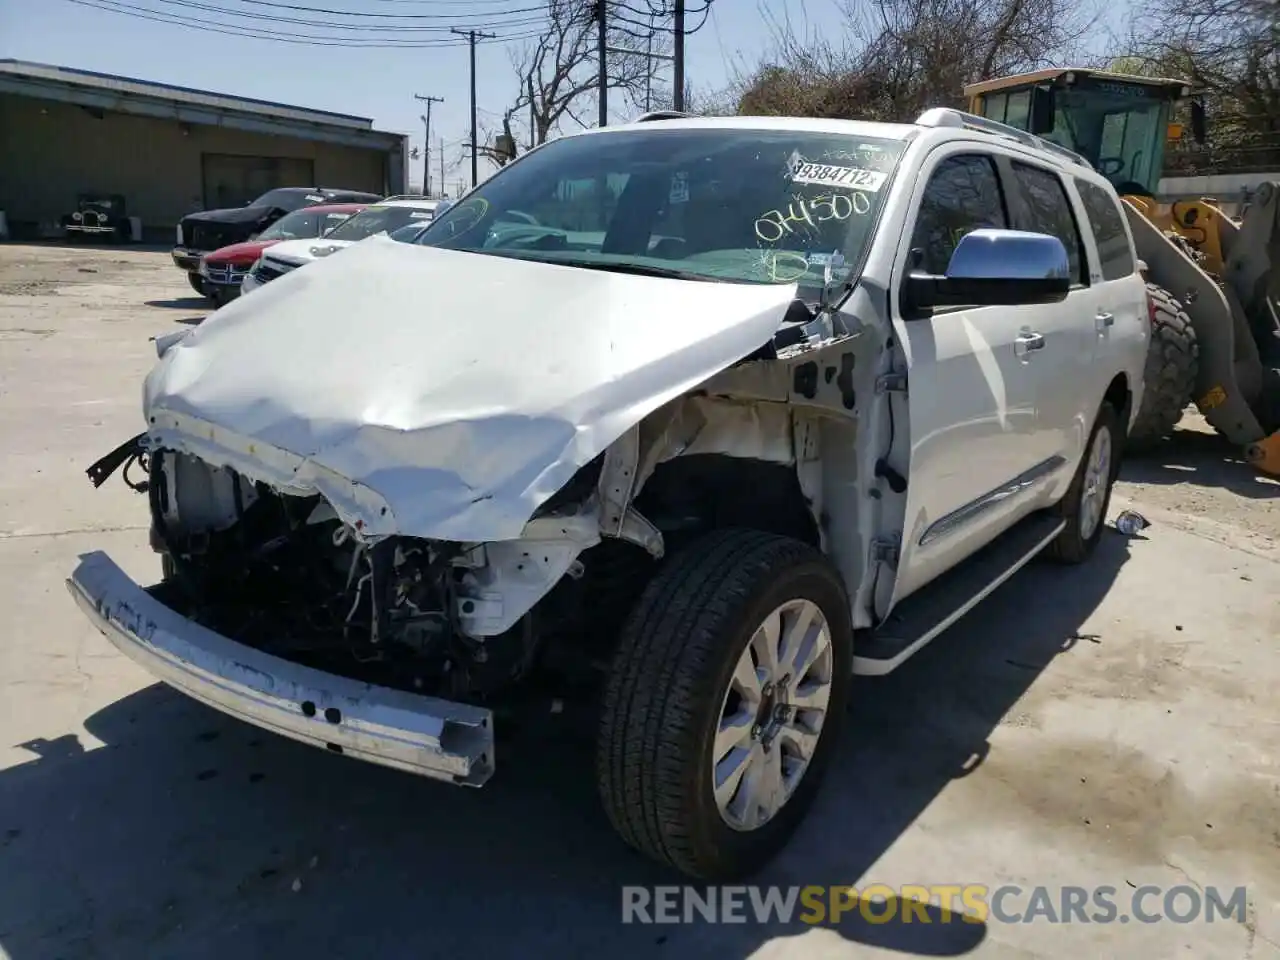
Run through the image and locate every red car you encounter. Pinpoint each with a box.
[197,203,367,305]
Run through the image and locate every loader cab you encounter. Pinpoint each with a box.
[964,68,1201,197]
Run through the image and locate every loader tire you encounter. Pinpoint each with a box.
[1128,283,1199,450]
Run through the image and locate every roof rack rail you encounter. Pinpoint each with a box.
[380,193,433,202]
[914,107,1093,169]
[635,110,694,122]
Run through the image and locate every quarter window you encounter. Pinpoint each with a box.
[909,154,1009,275]
[1009,161,1087,285]
[1075,178,1136,280]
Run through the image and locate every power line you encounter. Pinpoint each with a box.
[190,0,548,17]
[64,0,544,45]
[142,0,550,30]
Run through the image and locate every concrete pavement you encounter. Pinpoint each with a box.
[1,244,1276,960]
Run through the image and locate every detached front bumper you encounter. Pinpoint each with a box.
[67,552,495,785]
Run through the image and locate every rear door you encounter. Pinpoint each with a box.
[1072,175,1148,415]
[890,148,1052,603]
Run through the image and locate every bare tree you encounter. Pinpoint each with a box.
[730,0,1101,122]
[1120,0,1280,172]
[485,0,673,166]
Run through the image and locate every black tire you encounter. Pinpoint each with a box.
[595,528,853,880]
[186,272,208,297]
[1128,283,1199,449]
[1047,402,1121,564]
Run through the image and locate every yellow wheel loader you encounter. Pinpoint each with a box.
[964,68,1280,476]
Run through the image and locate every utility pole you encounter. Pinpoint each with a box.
[438,134,446,198]
[673,0,685,111]
[414,93,443,196]
[451,28,496,188]
[596,0,608,127]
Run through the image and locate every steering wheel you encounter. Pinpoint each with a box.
[502,210,540,225]
[1097,157,1126,178]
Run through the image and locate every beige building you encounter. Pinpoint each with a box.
[0,60,407,241]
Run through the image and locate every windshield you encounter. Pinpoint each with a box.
[324,205,436,242]
[258,209,350,242]
[249,188,318,212]
[415,127,906,291]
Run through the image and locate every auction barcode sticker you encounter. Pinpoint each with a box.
[790,162,887,192]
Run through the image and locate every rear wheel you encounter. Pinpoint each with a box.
[595,528,853,880]
[1128,283,1199,449]
[1047,402,1120,564]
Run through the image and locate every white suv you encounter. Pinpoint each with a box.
[73,108,1148,882]
[240,195,441,294]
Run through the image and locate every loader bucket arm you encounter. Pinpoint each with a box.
[1122,200,1280,475]
[1219,182,1280,369]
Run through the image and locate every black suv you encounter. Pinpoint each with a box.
[173,187,383,295]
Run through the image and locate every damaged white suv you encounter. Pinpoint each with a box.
[71,108,1148,881]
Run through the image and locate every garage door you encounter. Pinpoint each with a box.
[201,154,315,208]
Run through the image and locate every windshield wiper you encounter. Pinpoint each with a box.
[493,252,718,282]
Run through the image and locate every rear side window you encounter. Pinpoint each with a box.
[909,154,1009,275]
[1009,161,1087,286]
[1075,179,1136,280]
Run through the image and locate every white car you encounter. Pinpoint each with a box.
[73,108,1148,882]
[240,196,441,294]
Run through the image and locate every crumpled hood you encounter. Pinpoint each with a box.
[144,236,798,542]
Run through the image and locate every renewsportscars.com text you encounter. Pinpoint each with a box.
[621,884,1248,926]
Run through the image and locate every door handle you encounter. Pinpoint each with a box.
[1096,311,1115,331]
[1014,332,1046,356]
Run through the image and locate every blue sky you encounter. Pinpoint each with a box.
[1,0,1130,192]
[1,0,851,191]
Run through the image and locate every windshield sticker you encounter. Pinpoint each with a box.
[669,172,689,204]
[785,150,887,191]
[755,192,871,243]
[305,194,325,202]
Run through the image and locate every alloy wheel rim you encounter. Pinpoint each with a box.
[711,598,835,832]
[1079,424,1113,540]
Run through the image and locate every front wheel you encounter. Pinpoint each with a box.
[186,272,207,298]
[595,528,853,881]
[1047,402,1121,564]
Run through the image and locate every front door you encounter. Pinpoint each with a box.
[889,149,1055,605]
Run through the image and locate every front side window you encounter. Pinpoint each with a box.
[1009,161,1087,285]
[1074,178,1135,280]
[324,205,435,242]
[416,127,907,294]
[909,154,1009,275]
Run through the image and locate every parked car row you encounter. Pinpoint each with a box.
[240,195,443,295]
[175,188,448,305]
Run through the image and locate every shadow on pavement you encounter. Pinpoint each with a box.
[0,535,1131,959]
[145,297,210,311]
[1121,426,1278,499]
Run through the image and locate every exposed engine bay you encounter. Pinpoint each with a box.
[89,359,864,707]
